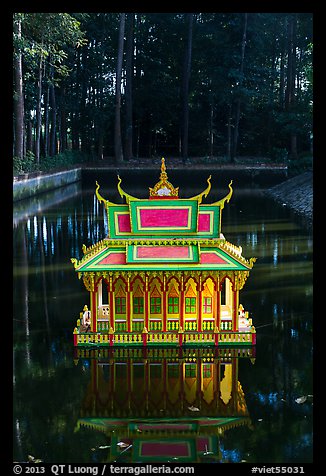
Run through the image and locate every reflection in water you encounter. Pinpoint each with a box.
[74,348,255,463]
[13,181,81,227]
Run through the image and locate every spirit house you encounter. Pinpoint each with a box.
[71,159,256,347]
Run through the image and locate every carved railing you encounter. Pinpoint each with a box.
[73,327,256,347]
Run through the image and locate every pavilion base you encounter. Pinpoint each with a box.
[73,329,256,347]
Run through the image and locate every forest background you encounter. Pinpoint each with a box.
[12,12,313,176]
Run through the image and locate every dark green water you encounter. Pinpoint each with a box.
[13,177,313,464]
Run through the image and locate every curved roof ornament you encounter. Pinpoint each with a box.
[188,175,212,204]
[95,161,233,208]
[208,180,233,208]
[117,175,140,204]
[96,177,141,206]
[95,181,119,207]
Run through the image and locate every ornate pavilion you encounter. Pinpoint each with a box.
[71,158,256,347]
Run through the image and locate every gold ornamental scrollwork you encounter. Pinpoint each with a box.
[233,271,250,291]
[83,273,95,292]
[249,257,257,268]
[70,258,78,269]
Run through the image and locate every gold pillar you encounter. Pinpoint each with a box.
[180,274,185,329]
[126,276,131,332]
[215,277,221,330]
[144,275,149,330]
[232,284,239,332]
[109,276,114,331]
[198,276,203,332]
[163,276,167,332]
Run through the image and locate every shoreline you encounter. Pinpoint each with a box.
[264,171,313,229]
[13,162,288,202]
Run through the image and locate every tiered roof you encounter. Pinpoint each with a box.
[71,158,255,275]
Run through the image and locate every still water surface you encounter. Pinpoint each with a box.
[13,176,313,464]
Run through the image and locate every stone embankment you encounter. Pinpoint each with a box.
[13,168,81,201]
[265,170,313,228]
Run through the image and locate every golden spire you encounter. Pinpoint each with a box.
[149,157,179,197]
[160,157,167,179]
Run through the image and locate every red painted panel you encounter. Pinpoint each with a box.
[138,424,191,431]
[140,441,190,457]
[200,252,228,264]
[196,437,210,451]
[140,208,189,228]
[99,252,126,265]
[117,214,131,232]
[198,213,211,232]
[137,246,189,259]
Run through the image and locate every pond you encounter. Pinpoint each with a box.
[13,172,313,464]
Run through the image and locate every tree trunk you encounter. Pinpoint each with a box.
[49,68,57,157]
[98,131,104,160]
[60,85,67,153]
[285,14,298,160]
[285,15,295,109]
[231,12,248,163]
[44,81,50,157]
[226,103,233,162]
[13,15,24,160]
[26,110,33,155]
[136,122,140,158]
[279,49,285,109]
[209,101,214,158]
[267,28,277,154]
[71,51,81,150]
[181,13,194,162]
[35,54,43,165]
[279,17,287,109]
[125,13,134,160]
[80,48,88,152]
[114,13,126,165]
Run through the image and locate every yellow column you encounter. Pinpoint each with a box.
[163,276,167,332]
[109,276,114,331]
[198,276,203,332]
[126,276,131,332]
[144,275,149,330]
[232,283,239,332]
[180,274,185,330]
[215,276,221,330]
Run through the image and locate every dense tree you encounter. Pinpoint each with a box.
[114,13,126,164]
[13,14,24,160]
[124,13,135,160]
[13,12,313,173]
[231,12,248,162]
[13,13,87,168]
[180,13,195,162]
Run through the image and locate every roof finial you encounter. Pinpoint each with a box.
[160,157,167,179]
[149,157,179,197]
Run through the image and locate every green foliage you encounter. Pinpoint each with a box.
[13,12,313,165]
[13,151,37,175]
[269,147,289,163]
[39,151,89,172]
[287,154,313,177]
[13,151,90,176]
